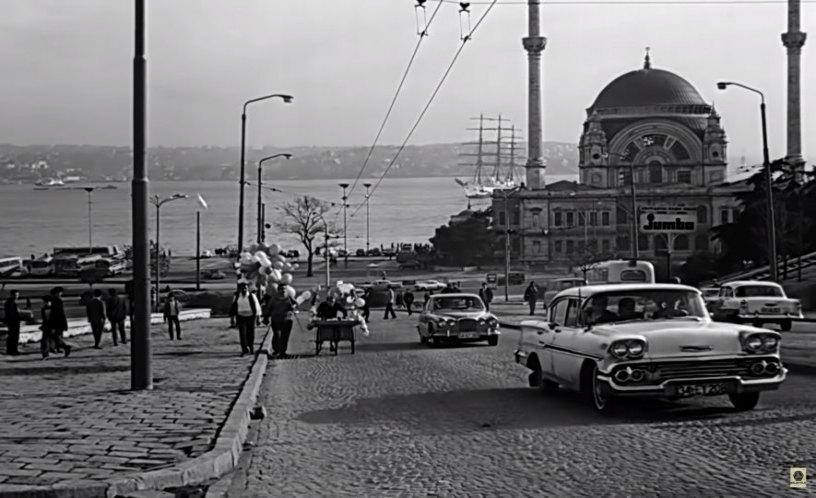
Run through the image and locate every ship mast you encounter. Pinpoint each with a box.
[507,125,516,183]
[475,114,484,184]
[493,114,503,182]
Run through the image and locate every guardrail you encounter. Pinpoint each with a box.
[701,250,816,286]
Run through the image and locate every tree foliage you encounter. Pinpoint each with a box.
[275,196,336,277]
[429,210,499,266]
[712,160,816,275]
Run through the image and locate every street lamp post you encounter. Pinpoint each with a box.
[83,187,94,254]
[150,193,188,311]
[717,81,778,282]
[132,0,151,391]
[256,153,292,243]
[196,194,208,291]
[339,183,349,267]
[238,94,293,256]
[363,183,372,254]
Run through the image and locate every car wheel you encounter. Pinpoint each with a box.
[581,362,616,414]
[420,334,429,344]
[487,336,499,346]
[527,358,558,393]
[780,319,792,332]
[729,392,760,411]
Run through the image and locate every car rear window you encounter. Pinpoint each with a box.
[735,285,783,297]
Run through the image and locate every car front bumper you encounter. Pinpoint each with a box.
[596,368,787,398]
[432,329,500,340]
[735,312,803,321]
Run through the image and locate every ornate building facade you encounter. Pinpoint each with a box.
[494,54,750,277]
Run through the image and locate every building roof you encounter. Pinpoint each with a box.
[590,66,707,110]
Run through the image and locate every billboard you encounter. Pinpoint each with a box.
[639,207,696,233]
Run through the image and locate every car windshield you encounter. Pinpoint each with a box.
[433,297,484,311]
[734,285,783,297]
[581,289,707,325]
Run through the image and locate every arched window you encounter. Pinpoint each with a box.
[654,235,667,251]
[674,234,690,251]
[531,213,540,228]
[695,234,710,252]
[696,205,708,224]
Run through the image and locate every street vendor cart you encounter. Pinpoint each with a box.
[311,319,358,355]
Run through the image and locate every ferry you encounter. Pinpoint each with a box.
[34,177,65,187]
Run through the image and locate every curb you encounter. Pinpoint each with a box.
[0,327,274,498]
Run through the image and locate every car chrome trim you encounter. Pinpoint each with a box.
[541,344,604,360]
[597,369,787,392]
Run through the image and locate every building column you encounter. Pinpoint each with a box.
[782,0,807,176]
[523,0,547,190]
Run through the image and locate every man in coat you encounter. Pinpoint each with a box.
[106,289,127,346]
[3,290,22,355]
[49,287,72,357]
[229,283,261,356]
[86,289,107,349]
[263,284,297,358]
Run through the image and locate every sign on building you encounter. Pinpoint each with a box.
[639,207,696,233]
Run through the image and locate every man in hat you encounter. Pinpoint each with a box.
[3,290,22,355]
[49,287,72,357]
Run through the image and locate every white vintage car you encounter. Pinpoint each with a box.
[707,281,803,331]
[514,283,787,414]
[417,293,500,346]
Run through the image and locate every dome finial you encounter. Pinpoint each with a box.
[644,46,651,69]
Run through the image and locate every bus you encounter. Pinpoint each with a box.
[0,257,26,278]
[53,254,104,278]
[28,257,54,277]
[53,245,124,261]
[95,258,127,277]
[585,259,656,285]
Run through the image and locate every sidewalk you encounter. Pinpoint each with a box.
[0,317,266,497]
[491,304,816,374]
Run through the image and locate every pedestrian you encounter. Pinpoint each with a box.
[479,283,494,312]
[86,288,107,349]
[49,287,72,357]
[424,291,431,305]
[403,289,415,316]
[163,292,182,340]
[383,287,397,320]
[524,282,539,316]
[39,295,54,359]
[263,284,296,358]
[3,290,22,355]
[229,283,261,356]
[106,289,127,346]
[361,289,371,322]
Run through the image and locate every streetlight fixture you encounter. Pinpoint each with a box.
[363,183,372,255]
[83,187,94,254]
[716,81,778,282]
[339,183,349,265]
[603,152,639,261]
[196,194,208,291]
[237,93,293,256]
[150,193,188,311]
[256,153,292,243]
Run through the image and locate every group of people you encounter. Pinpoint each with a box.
[228,282,298,358]
[3,287,73,358]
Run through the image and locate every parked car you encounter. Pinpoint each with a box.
[356,248,366,257]
[514,283,787,414]
[706,280,803,331]
[199,250,214,259]
[202,269,226,280]
[399,260,421,270]
[417,293,500,346]
[338,249,348,257]
[699,286,720,305]
[370,279,402,290]
[415,280,446,292]
[367,248,382,257]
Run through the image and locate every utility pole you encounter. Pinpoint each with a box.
[364,183,372,254]
[339,183,349,266]
[84,187,94,254]
[503,190,511,302]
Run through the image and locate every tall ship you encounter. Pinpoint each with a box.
[455,114,524,199]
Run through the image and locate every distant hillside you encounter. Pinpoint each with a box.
[0,142,579,182]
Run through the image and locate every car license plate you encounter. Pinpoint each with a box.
[762,307,781,313]
[676,383,729,398]
[458,332,478,339]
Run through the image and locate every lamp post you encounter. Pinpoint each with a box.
[196,194,208,291]
[604,152,639,261]
[363,183,372,255]
[256,153,292,243]
[238,94,293,256]
[717,81,778,282]
[132,0,151,391]
[339,183,349,266]
[150,193,188,311]
[83,187,94,254]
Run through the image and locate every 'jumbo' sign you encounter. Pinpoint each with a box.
[639,207,696,233]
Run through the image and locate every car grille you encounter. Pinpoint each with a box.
[457,319,478,332]
[649,358,753,380]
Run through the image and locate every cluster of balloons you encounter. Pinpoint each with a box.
[313,281,369,336]
[235,242,301,299]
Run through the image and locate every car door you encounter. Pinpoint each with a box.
[550,298,584,386]
[525,298,569,377]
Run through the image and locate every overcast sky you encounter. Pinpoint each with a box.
[1,0,813,162]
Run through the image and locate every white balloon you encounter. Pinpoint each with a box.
[297,290,312,305]
[293,264,300,270]
[270,269,282,282]
[273,261,284,270]
[284,286,296,299]
[281,273,293,285]
[354,297,365,308]
[283,262,293,272]
[268,244,281,256]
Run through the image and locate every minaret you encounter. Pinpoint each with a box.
[523,0,547,189]
[781,0,806,175]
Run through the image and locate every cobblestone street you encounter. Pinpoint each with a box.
[0,318,256,493]
[223,314,816,497]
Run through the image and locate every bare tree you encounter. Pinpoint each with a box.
[275,196,336,277]
[569,245,609,281]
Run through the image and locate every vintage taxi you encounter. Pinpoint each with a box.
[707,280,803,331]
[514,283,787,414]
[417,293,500,346]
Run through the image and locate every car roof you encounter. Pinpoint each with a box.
[554,283,699,298]
[429,293,480,300]
[554,277,585,282]
[726,280,782,287]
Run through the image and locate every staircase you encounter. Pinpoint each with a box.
[703,250,816,286]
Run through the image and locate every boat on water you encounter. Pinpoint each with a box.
[34,177,65,187]
[455,113,523,200]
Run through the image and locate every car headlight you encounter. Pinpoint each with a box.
[446,319,456,327]
[488,317,498,327]
[740,331,780,353]
[608,340,646,360]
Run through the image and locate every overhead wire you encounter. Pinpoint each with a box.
[348,0,500,221]
[429,0,813,4]
[346,0,446,200]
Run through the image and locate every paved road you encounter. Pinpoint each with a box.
[219,314,816,497]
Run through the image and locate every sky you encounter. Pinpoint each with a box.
[1,0,814,163]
